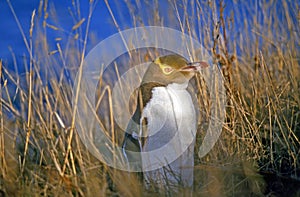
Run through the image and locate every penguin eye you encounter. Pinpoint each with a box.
[162,66,174,75]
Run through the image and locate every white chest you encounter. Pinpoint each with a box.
[141,82,197,171]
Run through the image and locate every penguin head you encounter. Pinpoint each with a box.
[152,54,208,84]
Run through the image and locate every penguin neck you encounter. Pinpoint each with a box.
[167,81,189,90]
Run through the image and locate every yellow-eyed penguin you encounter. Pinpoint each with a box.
[122,54,208,190]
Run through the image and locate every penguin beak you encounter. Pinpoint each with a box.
[180,61,209,72]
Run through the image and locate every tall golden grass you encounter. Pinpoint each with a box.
[1,0,299,196]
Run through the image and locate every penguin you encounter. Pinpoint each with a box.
[122,54,208,191]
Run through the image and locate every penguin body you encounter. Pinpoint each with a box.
[141,81,196,189]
